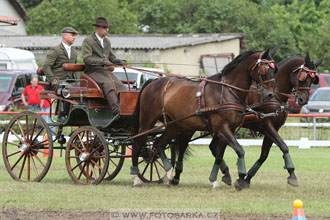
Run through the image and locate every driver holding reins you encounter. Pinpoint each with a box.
[81,17,127,116]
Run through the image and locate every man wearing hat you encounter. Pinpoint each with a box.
[43,26,79,89]
[81,17,127,115]
[43,26,79,122]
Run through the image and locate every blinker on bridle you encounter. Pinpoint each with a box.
[292,63,318,96]
[251,57,276,88]
[293,64,318,78]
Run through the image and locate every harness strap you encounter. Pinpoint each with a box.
[124,102,245,142]
[161,78,175,126]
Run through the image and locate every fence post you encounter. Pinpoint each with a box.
[313,116,316,140]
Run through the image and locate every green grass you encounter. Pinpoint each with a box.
[0,145,330,217]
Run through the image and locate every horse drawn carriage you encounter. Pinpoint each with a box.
[1,49,323,190]
[1,63,174,185]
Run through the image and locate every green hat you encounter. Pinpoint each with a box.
[61,27,78,34]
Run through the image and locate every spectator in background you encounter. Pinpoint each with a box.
[21,76,43,111]
[41,98,52,122]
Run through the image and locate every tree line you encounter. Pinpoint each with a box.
[23,0,329,71]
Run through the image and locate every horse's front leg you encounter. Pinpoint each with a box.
[171,132,194,185]
[215,128,247,191]
[209,140,227,189]
[153,128,180,185]
[262,123,298,186]
[209,136,232,186]
[244,135,272,187]
[130,136,146,187]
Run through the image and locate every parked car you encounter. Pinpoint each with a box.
[0,47,38,71]
[112,67,164,90]
[0,70,42,111]
[300,87,330,122]
[288,73,330,113]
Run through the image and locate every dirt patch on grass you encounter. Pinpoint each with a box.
[1,210,330,220]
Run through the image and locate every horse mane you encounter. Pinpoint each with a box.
[277,55,304,67]
[208,50,260,81]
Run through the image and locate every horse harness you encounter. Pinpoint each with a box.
[160,56,277,130]
[276,63,317,102]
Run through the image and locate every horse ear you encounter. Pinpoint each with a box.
[305,52,311,62]
[270,46,277,57]
[262,48,270,59]
[315,57,324,67]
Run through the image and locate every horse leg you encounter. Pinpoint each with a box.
[153,127,179,185]
[244,136,272,187]
[215,129,247,191]
[262,124,298,186]
[130,135,147,187]
[209,136,232,185]
[209,140,227,189]
[171,132,194,186]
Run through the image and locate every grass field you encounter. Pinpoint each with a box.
[1,144,330,219]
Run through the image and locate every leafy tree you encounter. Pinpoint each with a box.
[26,0,139,35]
[19,0,42,9]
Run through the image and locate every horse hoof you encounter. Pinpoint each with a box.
[162,176,171,185]
[133,182,142,187]
[243,180,250,188]
[131,175,142,187]
[211,181,221,190]
[287,177,298,187]
[171,178,180,186]
[222,175,232,186]
[234,179,248,191]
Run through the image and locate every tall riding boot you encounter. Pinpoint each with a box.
[105,90,120,115]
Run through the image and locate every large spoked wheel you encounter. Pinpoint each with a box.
[138,144,175,183]
[2,111,53,182]
[65,126,109,184]
[103,142,126,181]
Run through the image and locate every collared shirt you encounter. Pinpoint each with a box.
[95,32,104,48]
[22,85,44,105]
[62,42,71,59]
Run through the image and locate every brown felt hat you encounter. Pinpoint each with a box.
[92,17,112,27]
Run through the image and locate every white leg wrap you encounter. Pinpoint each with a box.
[162,168,173,185]
[166,167,173,180]
[212,181,221,189]
[131,175,142,187]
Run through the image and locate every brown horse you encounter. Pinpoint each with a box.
[130,49,277,189]
[170,53,323,189]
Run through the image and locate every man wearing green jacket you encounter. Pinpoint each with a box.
[43,27,79,90]
[82,17,127,115]
[43,27,79,122]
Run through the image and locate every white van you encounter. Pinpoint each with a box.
[112,67,164,90]
[0,47,38,71]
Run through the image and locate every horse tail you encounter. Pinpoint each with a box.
[131,79,156,133]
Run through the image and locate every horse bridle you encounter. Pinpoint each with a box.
[276,63,317,100]
[251,58,276,90]
[291,63,317,96]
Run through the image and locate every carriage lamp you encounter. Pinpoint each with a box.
[61,87,71,98]
[56,85,71,99]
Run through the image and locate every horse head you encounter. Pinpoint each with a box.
[250,48,277,100]
[291,53,323,105]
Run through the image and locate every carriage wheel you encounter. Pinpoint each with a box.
[138,144,175,183]
[2,111,53,182]
[65,126,109,184]
[103,143,126,181]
